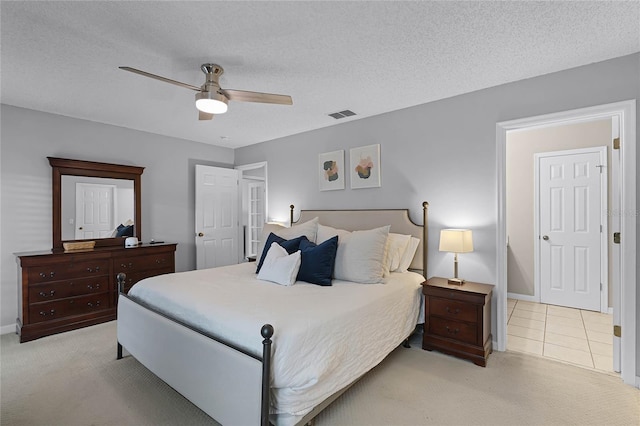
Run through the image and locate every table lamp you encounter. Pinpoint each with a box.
[439,229,473,285]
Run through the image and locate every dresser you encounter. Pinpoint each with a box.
[16,243,176,343]
[422,277,493,367]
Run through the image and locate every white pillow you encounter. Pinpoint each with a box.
[257,243,301,286]
[386,233,412,272]
[317,223,349,245]
[317,224,390,284]
[256,217,319,262]
[396,237,420,273]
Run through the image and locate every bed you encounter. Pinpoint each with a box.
[116,203,429,426]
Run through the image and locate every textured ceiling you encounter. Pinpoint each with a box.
[2,1,639,149]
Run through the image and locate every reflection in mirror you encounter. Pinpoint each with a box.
[61,176,135,241]
[49,156,144,251]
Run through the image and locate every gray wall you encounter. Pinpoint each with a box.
[0,105,234,328]
[236,53,639,371]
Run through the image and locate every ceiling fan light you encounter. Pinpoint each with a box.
[195,91,228,114]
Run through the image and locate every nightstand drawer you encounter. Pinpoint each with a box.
[424,285,485,305]
[429,316,477,345]
[429,297,477,322]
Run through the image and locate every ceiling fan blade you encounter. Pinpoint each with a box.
[119,66,201,92]
[222,89,293,105]
[199,110,215,121]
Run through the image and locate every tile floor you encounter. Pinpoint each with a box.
[507,299,615,373]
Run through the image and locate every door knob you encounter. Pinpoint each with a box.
[79,227,83,230]
[542,235,549,241]
[198,232,204,237]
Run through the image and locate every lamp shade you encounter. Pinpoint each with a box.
[439,229,473,253]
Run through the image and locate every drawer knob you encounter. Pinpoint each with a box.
[87,301,100,308]
[120,263,126,268]
[87,267,93,273]
[445,326,459,335]
[39,309,55,316]
[87,283,100,290]
[39,272,55,278]
[39,290,56,298]
[445,306,461,315]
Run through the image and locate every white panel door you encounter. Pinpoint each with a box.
[195,165,239,269]
[539,149,604,311]
[75,183,116,239]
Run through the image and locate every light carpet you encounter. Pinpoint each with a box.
[1,321,638,425]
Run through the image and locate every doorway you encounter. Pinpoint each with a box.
[235,162,268,261]
[536,147,608,312]
[497,100,636,386]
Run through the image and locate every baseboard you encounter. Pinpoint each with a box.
[507,292,538,303]
[636,375,640,389]
[507,293,615,314]
[1,323,17,335]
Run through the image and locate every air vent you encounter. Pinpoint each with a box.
[328,110,357,119]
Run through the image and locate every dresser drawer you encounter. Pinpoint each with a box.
[118,268,173,293]
[428,316,478,345]
[28,276,109,302]
[114,252,173,273]
[27,259,109,284]
[429,297,477,323]
[29,293,110,324]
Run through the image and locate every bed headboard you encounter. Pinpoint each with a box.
[293,202,429,277]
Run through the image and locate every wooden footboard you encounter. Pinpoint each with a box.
[116,273,273,426]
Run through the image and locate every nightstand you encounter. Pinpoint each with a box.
[422,277,493,367]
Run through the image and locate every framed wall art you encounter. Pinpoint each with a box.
[318,150,345,191]
[350,144,381,189]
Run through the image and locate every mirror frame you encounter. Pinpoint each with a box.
[48,157,144,251]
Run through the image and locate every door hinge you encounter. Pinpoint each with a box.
[613,137,620,150]
[596,165,605,173]
[613,325,621,338]
[613,232,620,244]
[600,282,602,291]
[600,225,602,233]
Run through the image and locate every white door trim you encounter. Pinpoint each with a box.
[533,147,608,313]
[496,99,636,386]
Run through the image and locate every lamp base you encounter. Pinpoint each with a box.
[447,278,465,285]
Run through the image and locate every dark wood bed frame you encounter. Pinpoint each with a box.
[116,202,429,426]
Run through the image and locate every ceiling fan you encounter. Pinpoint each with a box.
[119,63,293,120]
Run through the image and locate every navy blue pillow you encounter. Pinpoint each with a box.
[256,233,309,273]
[297,236,338,286]
[116,224,134,237]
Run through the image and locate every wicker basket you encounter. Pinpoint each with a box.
[63,241,96,251]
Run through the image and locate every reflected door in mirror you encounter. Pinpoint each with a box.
[62,176,135,241]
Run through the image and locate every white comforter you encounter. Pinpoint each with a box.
[128,262,422,417]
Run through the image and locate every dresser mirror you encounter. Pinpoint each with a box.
[49,157,144,251]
